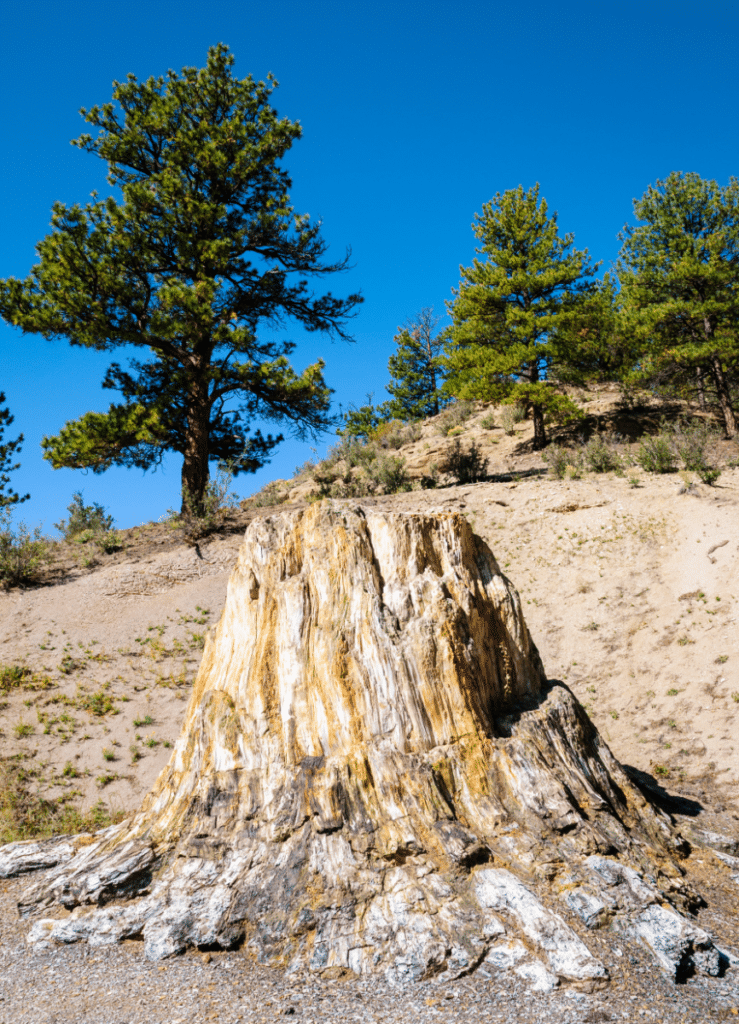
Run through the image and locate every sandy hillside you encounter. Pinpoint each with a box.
[0,387,738,828]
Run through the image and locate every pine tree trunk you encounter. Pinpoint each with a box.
[702,317,736,438]
[532,404,547,449]
[696,366,706,410]
[181,377,211,514]
[709,355,736,438]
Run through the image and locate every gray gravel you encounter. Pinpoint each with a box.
[2,876,738,1024]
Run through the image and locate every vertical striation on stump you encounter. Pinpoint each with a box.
[0,504,729,987]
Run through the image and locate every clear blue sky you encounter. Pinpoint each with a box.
[1,0,737,530]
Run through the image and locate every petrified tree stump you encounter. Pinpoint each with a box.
[0,505,729,986]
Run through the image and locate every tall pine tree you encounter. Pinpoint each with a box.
[618,171,739,437]
[385,307,447,420]
[0,45,361,513]
[444,185,602,448]
[0,393,29,509]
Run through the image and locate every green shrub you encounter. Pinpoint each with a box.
[80,690,117,717]
[636,433,677,473]
[499,403,526,435]
[0,665,33,691]
[337,402,386,441]
[543,444,572,480]
[0,509,50,589]
[671,420,721,485]
[582,433,622,473]
[98,530,123,553]
[371,454,412,493]
[480,413,497,430]
[440,439,488,484]
[55,491,114,540]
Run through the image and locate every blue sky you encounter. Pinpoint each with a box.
[1,0,737,530]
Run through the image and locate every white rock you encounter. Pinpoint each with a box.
[474,868,607,983]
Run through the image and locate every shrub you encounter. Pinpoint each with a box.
[582,433,622,473]
[372,419,422,450]
[249,481,289,508]
[499,403,526,435]
[636,433,676,474]
[371,455,412,494]
[436,401,475,436]
[97,530,123,553]
[480,413,497,430]
[55,491,114,540]
[671,420,721,485]
[440,439,488,485]
[0,665,33,691]
[420,463,440,489]
[0,509,50,589]
[543,444,573,480]
[337,402,385,441]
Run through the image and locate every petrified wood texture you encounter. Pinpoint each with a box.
[0,504,729,986]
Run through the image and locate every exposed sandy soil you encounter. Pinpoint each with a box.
[1,388,739,1021]
[1,388,737,820]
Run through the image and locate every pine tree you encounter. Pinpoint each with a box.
[0,393,29,509]
[444,185,602,449]
[385,307,447,420]
[0,45,361,513]
[618,171,739,437]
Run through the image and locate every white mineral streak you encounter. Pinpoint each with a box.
[474,869,607,983]
[2,504,726,987]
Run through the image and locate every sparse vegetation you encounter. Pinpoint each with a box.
[80,690,117,716]
[670,419,721,484]
[544,444,580,480]
[96,772,119,788]
[0,754,125,843]
[55,491,114,540]
[636,431,677,474]
[439,438,488,485]
[249,480,289,508]
[499,404,526,435]
[435,401,475,437]
[0,509,51,588]
[581,433,622,473]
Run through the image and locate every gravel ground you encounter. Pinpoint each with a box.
[2,866,738,1024]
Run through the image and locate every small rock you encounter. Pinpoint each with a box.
[201,952,212,964]
[283,1007,296,1016]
